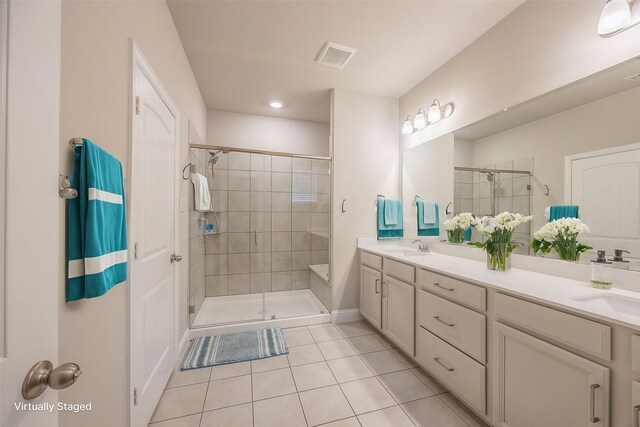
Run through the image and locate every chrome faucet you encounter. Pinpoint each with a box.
[412,239,430,253]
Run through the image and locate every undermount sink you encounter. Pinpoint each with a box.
[386,249,430,258]
[571,293,640,319]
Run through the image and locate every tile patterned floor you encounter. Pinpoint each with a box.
[149,322,489,427]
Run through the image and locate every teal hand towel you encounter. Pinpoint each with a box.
[383,199,399,226]
[549,205,579,221]
[417,200,436,226]
[67,139,128,302]
[377,199,403,238]
[417,202,440,236]
[464,226,472,241]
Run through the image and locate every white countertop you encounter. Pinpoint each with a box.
[358,240,640,331]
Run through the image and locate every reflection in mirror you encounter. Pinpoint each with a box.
[452,58,640,262]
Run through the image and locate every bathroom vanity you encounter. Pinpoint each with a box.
[358,241,640,427]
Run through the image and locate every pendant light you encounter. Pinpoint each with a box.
[427,99,444,123]
[401,116,414,135]
[413,108,427,130]
[598,0,632,35]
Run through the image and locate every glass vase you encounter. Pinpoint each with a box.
[486,243,511,271]
[555,238,580,262]
[447,228,465,244]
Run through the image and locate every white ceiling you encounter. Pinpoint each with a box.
[167,0,523,123]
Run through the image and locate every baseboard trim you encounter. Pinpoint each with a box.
[331,308,363,323]
[177,328,190,360]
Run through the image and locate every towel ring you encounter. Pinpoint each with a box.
[182,163,192,180]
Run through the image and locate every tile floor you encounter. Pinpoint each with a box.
[149,321,489,427]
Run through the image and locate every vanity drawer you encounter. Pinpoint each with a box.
[495,293,612,361]
[384,258,415,283]
[417,326,486,415]
[361,251,382,271]
[632,335,640,374]
[418,290,486,363]
[418,269,486,311]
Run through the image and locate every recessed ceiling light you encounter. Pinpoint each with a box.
[269,101,283,109]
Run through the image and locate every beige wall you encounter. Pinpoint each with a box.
[207,110,330,156]
[59,2,206,426]
[400,1,640,151]
[331,89,400,311]
[1,1,61,426]
[467,85,640,233]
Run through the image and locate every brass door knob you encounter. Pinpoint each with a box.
[22,361,82,400]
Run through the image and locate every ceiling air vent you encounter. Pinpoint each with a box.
[624,73,640,82]
[315,42,356,69]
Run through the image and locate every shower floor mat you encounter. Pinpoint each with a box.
[179,327,288,370]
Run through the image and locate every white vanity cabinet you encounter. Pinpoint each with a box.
[359,251,416,355]
[382,274,415,355]
[494,322,610,427]
[360,264,382,329]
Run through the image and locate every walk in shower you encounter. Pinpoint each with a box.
[188,145,332,328]
[453,162,533,253]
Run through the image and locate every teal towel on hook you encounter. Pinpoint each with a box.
[549,205,579,221]
[66,139,128,302]
[417,201,440,237]
[383,199,399,226]
[377,199,403,238]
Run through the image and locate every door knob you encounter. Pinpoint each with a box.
[22,361,82,400]
[170,254,182,263]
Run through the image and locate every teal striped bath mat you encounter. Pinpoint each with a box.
[180,328,288,370]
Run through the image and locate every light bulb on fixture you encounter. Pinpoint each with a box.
[598,0,632,35]
[401,116,414,135]
[427,99,444,123]
[269,101,283,108]
[413,108,427,130]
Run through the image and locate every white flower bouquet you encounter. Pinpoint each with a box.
[469,212,532,271]
[532,218,592,262]
[443,213,474,244]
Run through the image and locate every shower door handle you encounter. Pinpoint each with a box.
[254,230,258,246]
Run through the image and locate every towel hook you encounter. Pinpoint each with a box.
[182,162,192,181]
[413,195,422,206]
[445,202,452,216]
[544,184,550,196]
[58,174,78,199]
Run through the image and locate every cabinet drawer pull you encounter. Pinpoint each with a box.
[589,384,600,424]
[433,357,455,372]
[634,405,640,427]
[375,279,380,294]
[433,316,455,327]
[433,282,455,292]
[382,282,386,298]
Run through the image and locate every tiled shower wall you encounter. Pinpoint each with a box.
[188,149,207,325]
[201,151,331,297]
[454,157,533,254]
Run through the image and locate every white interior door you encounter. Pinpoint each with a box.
[566,144,640,256]
[0,2,61,426]
[130,47,178,427]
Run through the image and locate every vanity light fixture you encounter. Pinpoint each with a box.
[269,100,283,109]
[427,99,444,123]
[598,0,632,35]
[402,115,414,134]
[413,108,427,130]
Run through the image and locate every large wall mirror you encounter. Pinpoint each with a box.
[404,58,640,261]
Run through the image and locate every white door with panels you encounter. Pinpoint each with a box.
[130,44,179,427]
[566,143,640,255]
